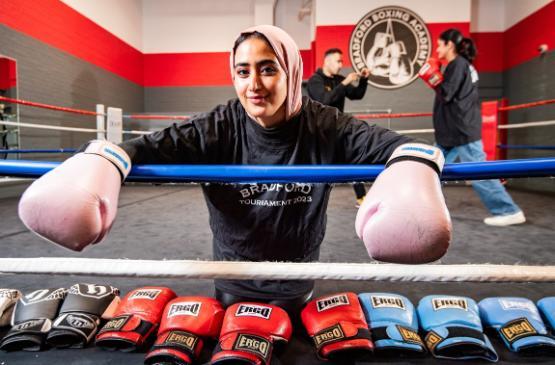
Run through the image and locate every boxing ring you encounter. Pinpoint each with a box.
[1,95,555,364]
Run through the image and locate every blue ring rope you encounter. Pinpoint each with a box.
[498,144,555,151]
[1,158,554,183]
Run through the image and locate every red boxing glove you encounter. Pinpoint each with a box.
[96,287,176,352]
[144,297,225,365]
[18,140,131,252]
[418,58,443,88]
[301,292,373,361]
[211,302,292,365]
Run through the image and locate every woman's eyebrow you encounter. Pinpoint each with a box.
[234,59,278,68]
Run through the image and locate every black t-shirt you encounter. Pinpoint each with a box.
[119,97,410,299]
[307,68,368,112]
[433,56,482,147]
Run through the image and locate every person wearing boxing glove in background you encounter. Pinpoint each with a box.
[0,288,67,352]
[301,292,373,361]
[46,283,120,349]
[144,296,224,365]
[418,58,443,88]
[358,292,426,355]
[211,302,292,364]
[307,48,371,207]
[420,28,525,227]
[19,25,450,315]
[96,286,176,352]
[479,297,555,355]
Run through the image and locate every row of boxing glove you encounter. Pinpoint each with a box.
[2,286,555,363]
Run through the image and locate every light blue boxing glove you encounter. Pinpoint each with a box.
[358,293,425,355]
[479,297,555,355]
[538,297,555,332]
[417,295,498,362]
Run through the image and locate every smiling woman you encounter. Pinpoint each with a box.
[231,25,302,127]
[17,25,450,331]
[232,33,288,128]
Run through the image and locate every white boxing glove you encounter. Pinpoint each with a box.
[0,289,21,327]
[18,140,131,251]
[355,143,451,263]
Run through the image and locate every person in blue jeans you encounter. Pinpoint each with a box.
[429,28,525,226]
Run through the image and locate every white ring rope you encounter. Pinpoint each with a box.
[1,258,554,282]
[395,120,555,135]
[123,130,153,135]
[498,120,555,129]
[0,120,104,133]
[396,128,435,134]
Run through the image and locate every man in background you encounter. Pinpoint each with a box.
[307,48,371,207]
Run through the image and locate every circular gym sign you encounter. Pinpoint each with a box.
[349,6,431,89]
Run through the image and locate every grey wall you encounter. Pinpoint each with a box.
[145,86,237,113]
[0,25,143,160]
[502,50,555,194]
[478,72,504,100]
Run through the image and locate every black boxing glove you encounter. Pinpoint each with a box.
[0,288,66,351]
[47,283,120,348]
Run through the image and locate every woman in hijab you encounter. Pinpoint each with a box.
[19,26,450,313]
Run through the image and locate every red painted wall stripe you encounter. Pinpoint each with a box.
[144,52,231,87]
[471,32,504,72]
[0,0,143,85]
[300,49,314,81]
[144,50,315,87]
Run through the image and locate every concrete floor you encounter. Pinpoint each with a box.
[1,181,554,364]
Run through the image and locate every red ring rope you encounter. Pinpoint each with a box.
[355,112,433,119]
[124,114,191,120]
[0,96,99,116]
[499,98,555,111]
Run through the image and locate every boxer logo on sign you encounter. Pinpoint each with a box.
[349,6,431,89]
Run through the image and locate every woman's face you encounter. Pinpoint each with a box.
[436,39,452,60]
[233,37,288,128]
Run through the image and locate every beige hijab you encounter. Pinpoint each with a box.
[230,25,303,121]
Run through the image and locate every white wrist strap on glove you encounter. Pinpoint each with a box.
[385,143,445,175]
[83,140,132,180]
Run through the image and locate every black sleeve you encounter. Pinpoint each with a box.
[436,59,465,103]
[118,105,232,164]
[337,115,413,164]
[307,75,347,106]
[345,77,368,100]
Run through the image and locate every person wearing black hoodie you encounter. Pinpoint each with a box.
[307,48,370,206]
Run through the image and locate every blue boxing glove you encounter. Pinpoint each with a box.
[358,293,425,355]
[417,295,498,362]
[479,297,555,355]
[538,297,555,332]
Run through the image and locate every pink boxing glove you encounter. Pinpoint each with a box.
[355,143,451,263]
[18,140,131,251]
[418,58,443,89]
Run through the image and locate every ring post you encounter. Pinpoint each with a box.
[497,98,508,160]
[106,107,123,144]
[96,104,105,140]
[481,100,499,161]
